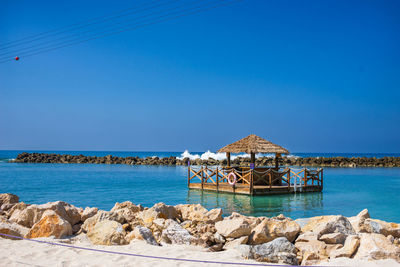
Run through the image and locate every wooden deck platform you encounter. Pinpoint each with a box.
[187,166,323,195]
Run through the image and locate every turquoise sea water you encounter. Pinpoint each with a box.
[0,150,399,222]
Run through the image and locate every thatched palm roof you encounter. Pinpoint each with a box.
[217,134,289,154]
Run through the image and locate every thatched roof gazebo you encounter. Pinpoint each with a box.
[217,134,289,168]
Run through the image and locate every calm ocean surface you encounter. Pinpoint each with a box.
[1,150,399,222]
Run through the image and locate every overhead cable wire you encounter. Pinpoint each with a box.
[0,0,166,49]
[0,0,204,58]
[0,0,242,64]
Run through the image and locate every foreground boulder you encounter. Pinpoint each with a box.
[301,215,355,238]
[0,193,19,211]
[80,207,98,222]
[87,220,127,245]
[237,237,298,265]
[0,220,29,239]
[139,203,180,227]
[354,233,400,262]
[126,226,159,246]
[360,218,400,238]
[215,217,251,239]
[9,201,81,228]
[110,201,141,222]
[27,210,72,239]
[175,204,222,223]
[330,235,360,258]
[348,209,370,233]
[249,215,300,244]
[161,220,197,245]
[82,210,125,232]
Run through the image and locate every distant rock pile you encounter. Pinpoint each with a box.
[1,193,399,265]
[12,152,400,167]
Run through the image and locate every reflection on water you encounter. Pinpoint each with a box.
[186,189,323,218]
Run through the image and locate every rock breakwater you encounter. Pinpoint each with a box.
[12,152,400,167]
[1,193,399,265]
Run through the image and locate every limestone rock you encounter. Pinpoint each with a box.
[330,235,360,258]
[236,245,253,259]
[110,201,140,222]
[360,218,400,238]
[82,210,125,232]
[5,202,28,217]
[295,232,318,242]
[319,232,347,245]
[139,203,179,227]
[87,220,127,245]
[295,239,329,262]
[251,237,298,265]
[127,226,159,246]
[161,220,197,245]
[301,215,355,238]
[27,210,72,239]
[223,236,248,250]
[80,207,98,222]
[215,217,251,238]
[9,201,81,228]
[0,193,19,207]
[348,209,370,233]
[354,233,400,262]
[249,216,300,244]
[0,220,29,239]
[175,204,222,223]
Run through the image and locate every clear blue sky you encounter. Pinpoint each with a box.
[0,0,399,153]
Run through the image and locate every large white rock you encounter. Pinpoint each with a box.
[127,226,159,246]
[87,220,127,245]
[27,210,72,239]
[251,237,298,265]
[301,215,355,238]
[110,201,141,222]
[80,207,98,222]
[9,201,81,228]
[138,203,179,227]
[330,235,360,258]
[360,218,400,238]
[81,210,125,232]
[215,217,251,239]
[223,236,248,250]
[175,204,222,223]
[249,215,300,244]
[354,233,400,262]
[0,193,19,207]
[0,220,29,239]
[161,220,197,245]
[348,209,370,233]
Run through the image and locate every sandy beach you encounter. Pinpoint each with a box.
[1,236,399,267]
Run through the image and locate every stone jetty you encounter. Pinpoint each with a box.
[1,193,399,265]
[11,152,400,167]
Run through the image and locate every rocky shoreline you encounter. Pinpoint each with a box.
[0,193,399,265]
[11,152,400,167]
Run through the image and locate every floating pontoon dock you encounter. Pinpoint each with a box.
[187,135,323,195]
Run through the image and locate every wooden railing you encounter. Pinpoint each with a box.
[188,166,323,191]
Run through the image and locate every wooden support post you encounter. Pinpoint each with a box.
[321,169,323,189]
[250,169,254,195]
[287,169,290,191]
[201,166,204,189]
[275,153,281,170]
[187,166,190,187]
[226,152,231,167]
[269,173,272,190]
[251,152,255,166]
[304,169,307,187]
[216,167,219,192]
